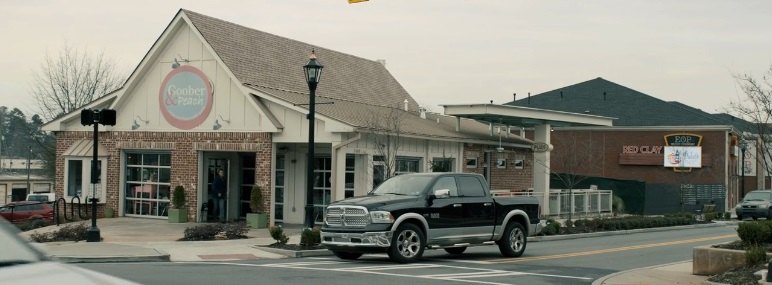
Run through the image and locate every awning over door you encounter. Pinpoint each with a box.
[63,139,109,157]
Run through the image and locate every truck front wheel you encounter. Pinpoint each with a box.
[498,221,526,257]
[388,223,425,263]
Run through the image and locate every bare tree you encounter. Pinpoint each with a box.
[365,106,405,183]
[31,43,125,121]
[538,131,604,221]
[729,65,772,178]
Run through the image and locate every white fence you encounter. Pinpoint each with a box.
[492,189,613,217]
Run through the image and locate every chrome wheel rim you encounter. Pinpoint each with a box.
[396,229,421,257]
[509,227,525,252]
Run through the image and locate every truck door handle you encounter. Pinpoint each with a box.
[483,202,492,206]
[453,204,462,208]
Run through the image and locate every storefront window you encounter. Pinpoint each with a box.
[313,157,332,223]
[124,152,171,218]
[64,158,106,203]
[274,155,285,222]
[431,158,453,172]
[395,157,420,175]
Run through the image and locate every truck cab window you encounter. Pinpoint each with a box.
[457,176,486,197]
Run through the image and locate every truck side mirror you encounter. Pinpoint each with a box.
[433,189,450,199]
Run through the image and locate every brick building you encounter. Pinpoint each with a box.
[42,10,535,225]
[506,78,757,214]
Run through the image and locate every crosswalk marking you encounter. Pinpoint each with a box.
[248,260,589,284]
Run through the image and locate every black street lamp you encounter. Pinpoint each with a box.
[80,108,116,242]
[740,139,748,197]
[303,50,323,229]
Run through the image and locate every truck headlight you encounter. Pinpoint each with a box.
[370,211,394,223]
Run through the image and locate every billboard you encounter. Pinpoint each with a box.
[663,146,702,168]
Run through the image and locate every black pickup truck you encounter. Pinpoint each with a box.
[321,172,542,263]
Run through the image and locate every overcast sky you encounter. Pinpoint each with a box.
[2,0,771,118]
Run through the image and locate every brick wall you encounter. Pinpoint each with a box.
[462,144,534,192]
[54,131,272,221]
[544,130,727,185]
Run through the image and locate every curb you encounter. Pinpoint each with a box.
[51,253,171,263]
[591,260,691,285]
[529,222,733,242]
[253,245,333,258]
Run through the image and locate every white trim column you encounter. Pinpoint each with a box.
[534,124,551,217]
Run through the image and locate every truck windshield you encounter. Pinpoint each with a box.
[371,175,433,196]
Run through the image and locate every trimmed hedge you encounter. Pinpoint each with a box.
[541,215,696,236]
[182,222,249,241]
[737,221,772,245]
[29,222,89,242]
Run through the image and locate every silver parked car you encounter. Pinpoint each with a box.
[736,190,772,220]
[0,218,139,285]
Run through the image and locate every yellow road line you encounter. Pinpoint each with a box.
[486,234,736,264]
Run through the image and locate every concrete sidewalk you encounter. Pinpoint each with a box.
[593,261,710,285]
[20,217,306,262]
[18,218,735,284]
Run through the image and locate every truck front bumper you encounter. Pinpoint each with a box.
[321,231,392,248]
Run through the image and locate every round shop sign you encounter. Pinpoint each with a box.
[531,142,553,153]
[159,65,213,129]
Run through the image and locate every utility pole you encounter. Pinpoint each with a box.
[26,145,31,194]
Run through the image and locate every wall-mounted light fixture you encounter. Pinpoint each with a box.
[131,116,149,130]
[213,114,230,130]
[171,55,190,69]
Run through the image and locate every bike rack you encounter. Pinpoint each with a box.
[53,196,91,226]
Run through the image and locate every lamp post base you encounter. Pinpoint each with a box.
[86,227,101,242]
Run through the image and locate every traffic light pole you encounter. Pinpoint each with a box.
[80,108,115,243]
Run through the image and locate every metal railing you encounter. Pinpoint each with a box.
[492,189,613,217]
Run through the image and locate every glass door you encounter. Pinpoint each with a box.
[274,155,285,223]
[239,153,256,219]
[207,158,229,222]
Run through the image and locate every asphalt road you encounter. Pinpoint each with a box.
[78,224,738,285]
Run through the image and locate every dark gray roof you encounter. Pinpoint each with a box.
[711,113,757,134]
[183,9,418,112]
[506,77,729,127]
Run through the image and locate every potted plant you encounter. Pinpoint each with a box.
[168,185,188,223]
[246,185,268,228]
[104,207,115,218]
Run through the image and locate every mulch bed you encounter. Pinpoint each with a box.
[707,265,764,285]
[265,243,325,251]
[709,241,771,284]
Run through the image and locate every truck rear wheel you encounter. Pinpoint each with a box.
[498,221,526,257]
[388,223,425,263]
[332,251,363,260]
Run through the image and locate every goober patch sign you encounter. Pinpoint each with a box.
[159,65,213,129]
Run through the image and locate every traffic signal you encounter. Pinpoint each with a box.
[80,109,117,126]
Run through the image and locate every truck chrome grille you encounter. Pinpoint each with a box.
[325,206,369,227]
